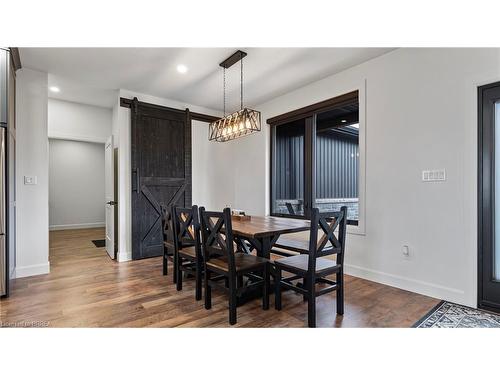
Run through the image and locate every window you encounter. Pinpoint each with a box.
[272,119,306,216]
[270,91,360,225]
[315,106,359,223]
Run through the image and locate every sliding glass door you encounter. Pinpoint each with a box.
[479,82,500,311]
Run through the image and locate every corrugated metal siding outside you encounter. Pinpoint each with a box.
[275,131,304,200]
[275,132,358,200]
[316,133,358,198]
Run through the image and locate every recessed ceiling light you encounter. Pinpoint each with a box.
[49,86,60,93]
[176,64,188,74]
[341,119,347,123]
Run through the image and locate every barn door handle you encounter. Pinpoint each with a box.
[132,168,140,192]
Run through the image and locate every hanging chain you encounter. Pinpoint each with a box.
[223,67,226,116]
[222,52,244,115]
[240,54,243,110]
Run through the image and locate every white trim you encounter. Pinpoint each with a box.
[14,262,50,278]
[344,263,468,306]
[48,131,107,144]
[117,250,132,262]
[49,222,105,231]
[347,79,367,236]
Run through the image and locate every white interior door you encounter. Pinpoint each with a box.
[105,136,115,259]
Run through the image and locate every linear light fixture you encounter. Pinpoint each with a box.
[209,50,261,142]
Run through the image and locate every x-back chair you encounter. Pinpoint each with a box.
[274,206,348,328]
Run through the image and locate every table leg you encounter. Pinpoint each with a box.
[236,234,281,306]
[246,234,280,259]
[260,237,271,258]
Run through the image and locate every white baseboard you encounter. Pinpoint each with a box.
[344,263,468,306]
[117,251,132,262]
[49,222,105,231]
[14,262,50,279]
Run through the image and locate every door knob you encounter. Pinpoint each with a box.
[107,201,117,206]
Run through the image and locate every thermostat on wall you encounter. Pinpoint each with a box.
[422,169,446,182]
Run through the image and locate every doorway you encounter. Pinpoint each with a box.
[478,81,500,312]
[104,136,117,259]
[48,138,110,255]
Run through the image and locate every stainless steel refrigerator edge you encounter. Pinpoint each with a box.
[0,48,9,297]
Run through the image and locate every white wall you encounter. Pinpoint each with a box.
[49,139,105,230]
[47,98,111,231]
[48,98,112,143]
[192,120,235,210]
[112,90,222,261]
[228,48,500,307]
[15,68,49,278]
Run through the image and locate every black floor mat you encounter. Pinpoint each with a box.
[92,239,106,248]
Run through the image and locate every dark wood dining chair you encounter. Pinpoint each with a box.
[273,227,335,256]
[199,207,270,325]
[272,213,337,258]
[274,206,348,328]
[161,205,176,283]
[171,205,203,301]
[285,202,295,215]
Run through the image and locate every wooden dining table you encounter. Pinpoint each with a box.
[230,215,310,259]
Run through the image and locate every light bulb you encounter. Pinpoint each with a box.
[176,64,188,74]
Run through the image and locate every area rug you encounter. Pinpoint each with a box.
[414,301,500,328]
[91,239,106,248]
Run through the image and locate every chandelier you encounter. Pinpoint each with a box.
[209,50,261,142]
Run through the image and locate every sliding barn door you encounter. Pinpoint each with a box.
[131,99,191,259]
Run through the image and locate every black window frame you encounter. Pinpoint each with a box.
[269,91,359,225]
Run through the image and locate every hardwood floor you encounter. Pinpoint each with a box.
[0,228,439,327]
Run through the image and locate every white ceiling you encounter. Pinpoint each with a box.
[20,48,394,110]
[46,74,117,108]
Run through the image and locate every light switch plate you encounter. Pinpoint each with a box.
[24,176,37,185]
[422,169,446,182]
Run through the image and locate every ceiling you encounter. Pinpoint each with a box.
[20,48,394,110]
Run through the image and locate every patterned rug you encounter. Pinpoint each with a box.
[414,301,500,328]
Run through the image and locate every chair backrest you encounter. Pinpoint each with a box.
[171,205,202,257]
[161,204,175,252]
[285,202,295,215]
[199,207,236,273]
[308,206,348,272]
